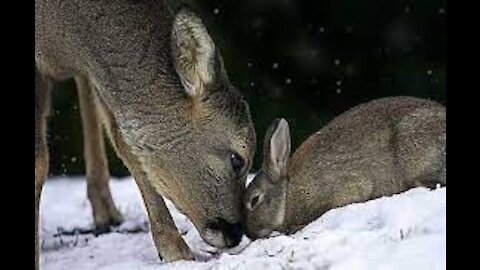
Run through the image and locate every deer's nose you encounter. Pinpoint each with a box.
[206,218,244,247]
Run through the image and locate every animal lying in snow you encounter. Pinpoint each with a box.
[244,96,446,239]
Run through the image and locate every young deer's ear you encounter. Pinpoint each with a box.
[263,118,291,175]
[171,9,216,99]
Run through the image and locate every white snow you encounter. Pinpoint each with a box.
[40,176,446,270]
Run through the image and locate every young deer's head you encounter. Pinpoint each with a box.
[244,119,291,239]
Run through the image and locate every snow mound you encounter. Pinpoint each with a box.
[40,176,445,270]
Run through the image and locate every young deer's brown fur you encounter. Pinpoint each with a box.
[35,1,256,268]
[244,96,446,239]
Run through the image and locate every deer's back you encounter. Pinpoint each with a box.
[284,96,445,230]
[35,0,174,80]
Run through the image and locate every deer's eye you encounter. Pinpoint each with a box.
[250,195,260,209]
[230,152,245,175]
[247,191,264,211]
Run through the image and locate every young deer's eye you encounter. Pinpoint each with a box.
[230,152,245,175]
[248,193,263,211]
[250,195,260,208]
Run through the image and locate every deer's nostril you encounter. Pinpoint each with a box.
[221,220,244,247]
[206,220,222,232]
[232,223,244,244]
[208,218,244,247]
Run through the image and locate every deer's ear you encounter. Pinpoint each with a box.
[263,118,291,175]
[171,9,216,99]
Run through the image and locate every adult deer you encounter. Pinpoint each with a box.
[35,1,256,268]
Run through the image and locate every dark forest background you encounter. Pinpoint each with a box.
[47,0,446,177]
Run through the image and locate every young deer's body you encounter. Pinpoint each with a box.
[245,96,446,239]
[35,0,256,268]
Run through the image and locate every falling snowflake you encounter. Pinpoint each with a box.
[272,62,279,69]
[285,78,292,84]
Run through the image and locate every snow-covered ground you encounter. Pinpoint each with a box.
[40,176,446,270]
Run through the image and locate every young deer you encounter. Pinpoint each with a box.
[35,1,256,268]
[244,96,445,239]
